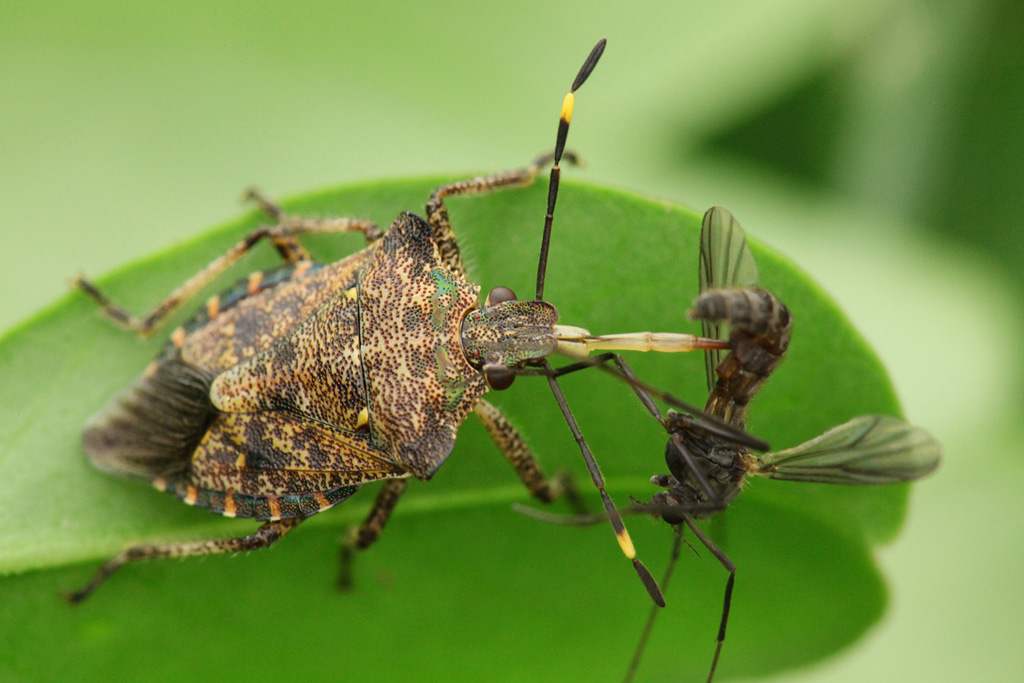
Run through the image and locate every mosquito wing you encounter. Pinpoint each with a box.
[753,415,941,485]
[698,206,760,391]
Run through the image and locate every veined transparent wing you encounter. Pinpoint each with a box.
[753,415,941,485]
[698,206,760,391]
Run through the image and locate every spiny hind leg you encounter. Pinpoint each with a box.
[337,400,591,589]
[337,478,410,589]
[74,193,381,338]
[473,398,585,511]
[66,518,303,604]
[242,188,384,258]
[425,151,578,276]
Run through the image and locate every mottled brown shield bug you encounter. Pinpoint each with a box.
[68,39,736,604]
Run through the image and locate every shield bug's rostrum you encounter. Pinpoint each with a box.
[68,39,736,604]
[622,207,943,682]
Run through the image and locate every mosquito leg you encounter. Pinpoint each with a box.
[665,434,726,515]
[542,354,766,451]
[337,478,410,589]
[66,518,303,604]
[603,356,735,511]
[608,354,666,421]
[683,514,735,683]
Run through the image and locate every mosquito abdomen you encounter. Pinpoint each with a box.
[690,287,791,427]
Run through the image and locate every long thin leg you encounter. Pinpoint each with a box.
[540,359,665,607]
[424,151,576,277]
[683,514,735,683]
[66,518,303,604]
[473,399,585,511]
[604,354,728,518]
[541,353,767,451]
[74,192,380,337]
[337,478,410,589]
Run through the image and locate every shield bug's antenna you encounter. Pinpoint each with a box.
[527,39,666,606]
[535,38,605,301]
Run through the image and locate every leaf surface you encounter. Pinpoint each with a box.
[0,178,909,681]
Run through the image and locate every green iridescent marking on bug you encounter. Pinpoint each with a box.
[429,268,459,329]
[422,268,470,409]
[433,345,469,410]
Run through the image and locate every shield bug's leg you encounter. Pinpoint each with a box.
[473,399,586,511]
[422,42,595,275]
[74,210,381,337]
[240,189,314,262]
[66,518,302,604]
[337,478,410,589]
[243,188,385,259]
[424,151,577,276]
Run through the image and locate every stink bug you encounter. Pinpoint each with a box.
[67,39,735,604]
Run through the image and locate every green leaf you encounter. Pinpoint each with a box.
[0,178,911,682]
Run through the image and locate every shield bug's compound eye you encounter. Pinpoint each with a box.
[483,364,516,390]
[486,286,517,306]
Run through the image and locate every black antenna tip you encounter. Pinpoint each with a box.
[634,558,667,607]
[571,38,607,92]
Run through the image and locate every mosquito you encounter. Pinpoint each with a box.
[520,206,941,681]
[621,205,942,682]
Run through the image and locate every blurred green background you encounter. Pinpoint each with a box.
[1,1,1021,681]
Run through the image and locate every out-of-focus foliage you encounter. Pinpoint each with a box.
[1,2,1020,681]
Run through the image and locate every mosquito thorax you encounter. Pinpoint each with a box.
[459,288,559,383]
[662,412,747,517]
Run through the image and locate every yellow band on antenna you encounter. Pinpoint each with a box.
[616,528,637,559]
[561,92,575,124]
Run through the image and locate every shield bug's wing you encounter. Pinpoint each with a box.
[754,415,941,484]
[182,253,373,375]
[698,206,759,391]
[179,411,405,520]
[83,257,372,480]
[82,355,215,479]
[208,212,489,483]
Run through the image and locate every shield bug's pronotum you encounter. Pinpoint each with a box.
[620,206,943,682]
[67,39,735,604]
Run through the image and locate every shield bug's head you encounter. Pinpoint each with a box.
[460,286,558,390]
